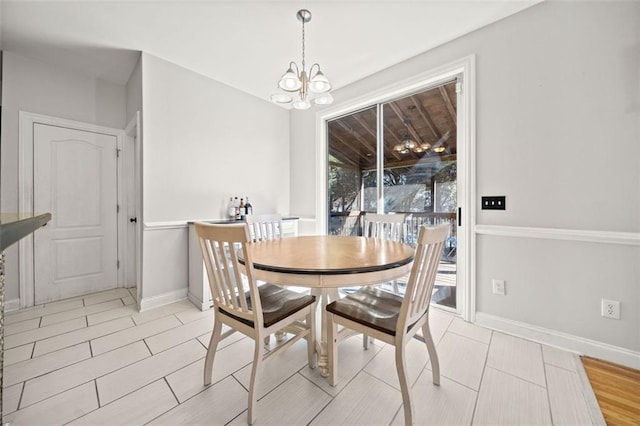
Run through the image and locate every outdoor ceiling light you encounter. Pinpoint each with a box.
[393,117,429,154]
[270,9,333,110]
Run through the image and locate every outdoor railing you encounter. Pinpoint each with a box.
[329,210,457,261]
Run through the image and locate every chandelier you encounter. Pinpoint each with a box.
[270,9,333,110]
[393,117,431,154]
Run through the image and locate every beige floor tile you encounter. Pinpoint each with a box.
[448,317,492,344]
[543,345,579,372]
[4,299,83,325]
[96,339,206,405]
[426,308,455,345]
[4,344,34,366]
[3,381,99,425]
[91,314,181,355]
[131,299,195,325]
[435,332,488,391]
[149,376,247,425]
[364,338,430,390]
[230,374,332,426]
[69,379,177,425]
[174,305,212,324]
[5,317,87,349]
[33,316,135,357]
[196,324,245,350]
[121,295,136,306]
[234,338,313,399]
[4,318,41,336]
[3,382,24,415]
[83,288,132,306]
[311,371,401,425]
[299,334,384,397]
[391,373,477,425]
[166,337,254,402]
[473,367,551,425]
[546,364,593,425]
[40,299,124,327]
[487,332,546,386]
[86,304,137,326]
[145,315,214,354]
[21,341,151,407]
[4,342,91,386]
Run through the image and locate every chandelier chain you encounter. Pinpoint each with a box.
[301,18,306,72]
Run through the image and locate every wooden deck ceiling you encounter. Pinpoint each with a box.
[328,80,458,171]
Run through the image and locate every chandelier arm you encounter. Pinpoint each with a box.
[289,61,300,77]
[308,63,320,79]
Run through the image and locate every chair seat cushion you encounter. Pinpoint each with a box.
[220,284,315,328]
[326,287,409,336]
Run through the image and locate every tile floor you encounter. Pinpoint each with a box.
[2,288,606,425]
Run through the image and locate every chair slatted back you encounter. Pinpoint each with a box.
[195,222,261,325]
[399,224,449,332]
[245,213,283,242]
[363,213,406,242]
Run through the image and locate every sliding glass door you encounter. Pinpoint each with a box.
[327,80,459,309]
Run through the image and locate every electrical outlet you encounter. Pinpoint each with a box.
[601,299,620,319]
[492,279,505,295]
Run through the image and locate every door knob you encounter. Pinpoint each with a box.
[129,217,137,223]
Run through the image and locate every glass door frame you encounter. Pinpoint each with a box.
[316,55,476,321]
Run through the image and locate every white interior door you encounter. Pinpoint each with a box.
[34,123,119,303]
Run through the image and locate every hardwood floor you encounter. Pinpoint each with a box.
[581,356,640,426]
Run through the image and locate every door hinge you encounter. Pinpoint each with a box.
[455,81,463,94]
[116,148,121,158]
[117,260,120,269]
[117,204,120,213]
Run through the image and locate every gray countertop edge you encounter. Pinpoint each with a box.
[187,217,299,225]
[0,213,52,251]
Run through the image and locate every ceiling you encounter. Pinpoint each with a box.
[329,79,457,171]
[0,1,540,105]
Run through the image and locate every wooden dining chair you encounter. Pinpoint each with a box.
[362,212,406,243]
[245,213,291,344]
[362,212,407,297]
[326,224,449,426]
[194,222,316,425]
[245,213,284,242]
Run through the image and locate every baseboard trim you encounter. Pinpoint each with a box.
[4,298,21,312]
[475,225,640,246]
[139,289,188,312]
[475,312,640,370]
[187,292,212,312]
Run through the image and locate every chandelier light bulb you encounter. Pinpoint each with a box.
[270,93,292,103]
[314,93,334,105]
[309,69,331,93]
[279,67,302,91]
[292,99,311,110]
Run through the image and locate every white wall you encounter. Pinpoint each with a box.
[126,54,142,122]
[0,50,126,302]
[290,2,640,365]
[139,53,290,303]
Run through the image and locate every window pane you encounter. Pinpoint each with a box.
[327,106,377,235]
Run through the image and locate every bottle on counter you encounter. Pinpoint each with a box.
[244,197,253,216]
[227,197,235,218]
[238,198,245,220]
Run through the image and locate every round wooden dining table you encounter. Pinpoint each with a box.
[245,235,415,376]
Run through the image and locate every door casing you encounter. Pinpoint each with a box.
[316,55,476,321]
[18,111,135,307]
